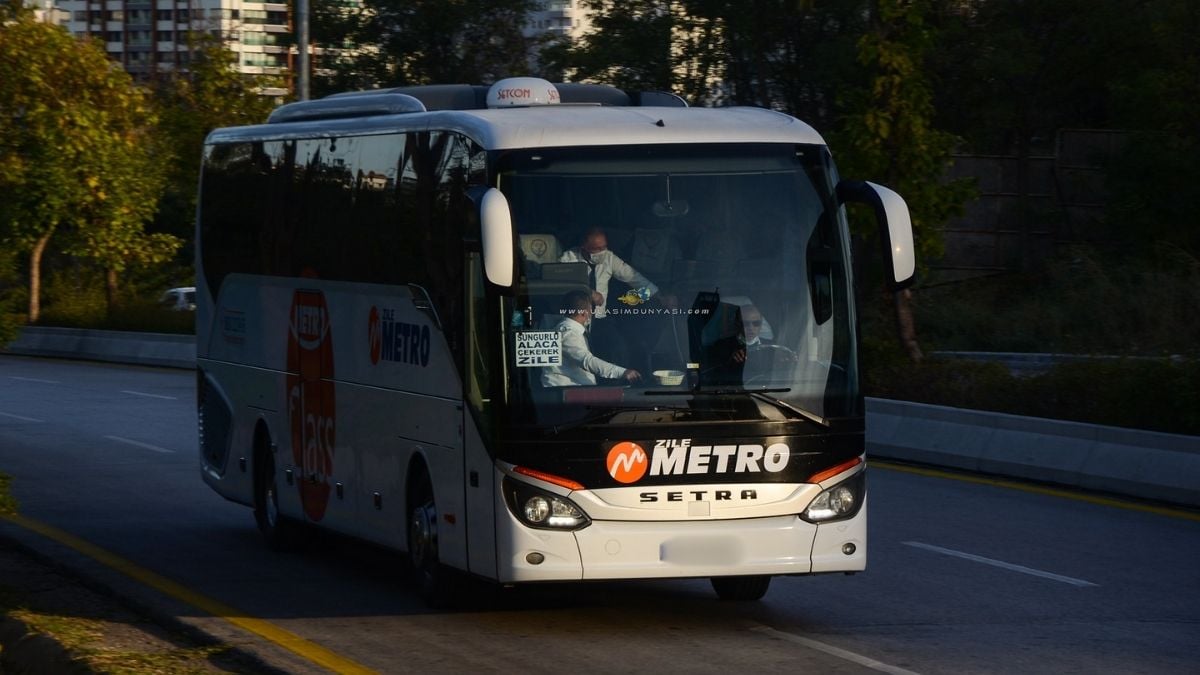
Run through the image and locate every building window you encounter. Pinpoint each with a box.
[157,10,172,21]
[73,10,87,21]
[106,31,122,42]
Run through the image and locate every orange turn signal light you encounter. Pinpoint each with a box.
[513,466,586,491]
[807,457,863,484]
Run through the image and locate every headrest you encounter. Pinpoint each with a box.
[520,234,561,264]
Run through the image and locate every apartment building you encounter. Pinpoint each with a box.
[41,0,289,94]
[523,0,592,42]
[32,0,594,94]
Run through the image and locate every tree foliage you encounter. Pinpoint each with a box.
[311,0,540,94]
[1102,0,1200,255]
[0,14,173,321]
[153,34,280,242]
[833,0,973,262]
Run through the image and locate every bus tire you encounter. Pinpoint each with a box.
[254,447,298,551]
[407,472,454,607]
[711,575,771,601]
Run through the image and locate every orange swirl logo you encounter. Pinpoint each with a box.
[607,442,648,484]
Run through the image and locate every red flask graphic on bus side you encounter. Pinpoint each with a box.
[287,289,336,522]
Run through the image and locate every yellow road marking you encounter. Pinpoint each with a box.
[0,512,377,674]
[872,460,1200,522]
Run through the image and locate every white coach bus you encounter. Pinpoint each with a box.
[196,77,914,603]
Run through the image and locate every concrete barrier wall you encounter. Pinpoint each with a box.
[5,328,1199,507]
[3,327,195,370]
[867,398,1200,507]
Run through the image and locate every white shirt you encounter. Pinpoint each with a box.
[559,247,659,318]
[541,317,627,387]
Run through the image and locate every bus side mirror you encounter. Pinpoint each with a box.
[836,180,916,288]
[480,188,516,289]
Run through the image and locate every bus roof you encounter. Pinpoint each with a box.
[205,105,827,150]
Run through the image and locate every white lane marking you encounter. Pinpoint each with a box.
[0,411,44,423]
[8,376,59,384]
[121,390,178,401]
[903,541,1098,587]
[104,435,175,454]
[749,624,921,675]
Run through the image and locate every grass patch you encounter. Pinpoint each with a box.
[0,471,17,515]
[9,607,233,675]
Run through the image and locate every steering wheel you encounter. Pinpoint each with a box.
[741,344,800,384]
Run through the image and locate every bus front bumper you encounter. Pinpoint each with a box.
[496,501,867,583]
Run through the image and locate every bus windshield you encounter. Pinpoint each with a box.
[496,143,858,431]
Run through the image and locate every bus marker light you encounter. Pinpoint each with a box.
[526,552,545,565]
[807,457,863,484]
[514,466,585,491]
[843,543,856,555]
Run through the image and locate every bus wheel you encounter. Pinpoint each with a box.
[408,476,453,607]
[711,575,771,601]
[254,451,297,551]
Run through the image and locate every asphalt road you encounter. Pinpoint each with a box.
[1,355,1197,674]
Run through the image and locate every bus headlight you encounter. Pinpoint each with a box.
[801,471,865,523]
[504,477,591,531]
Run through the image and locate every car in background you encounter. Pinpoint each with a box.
[159,286,196,311]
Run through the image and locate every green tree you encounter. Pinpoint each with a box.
[62,130,180,310]
[1104,0,1200,255]
[832,0,975,361]
[153,34,280,246]
[311,0,539,94]
[545,1,677,93]
[554,1,860,118]
[0,13,168,322]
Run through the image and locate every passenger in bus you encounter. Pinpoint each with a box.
[541,290,642,387]
[559,226,676,367]
[559,226,667,318]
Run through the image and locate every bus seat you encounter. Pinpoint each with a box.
[526,263,590,326]
[632,228,678,279]
[671,259,719,288]
[520,234,562,265]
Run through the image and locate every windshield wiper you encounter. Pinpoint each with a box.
[744,391,830,427]
[643,387,829,427]
[545,404,690,436]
